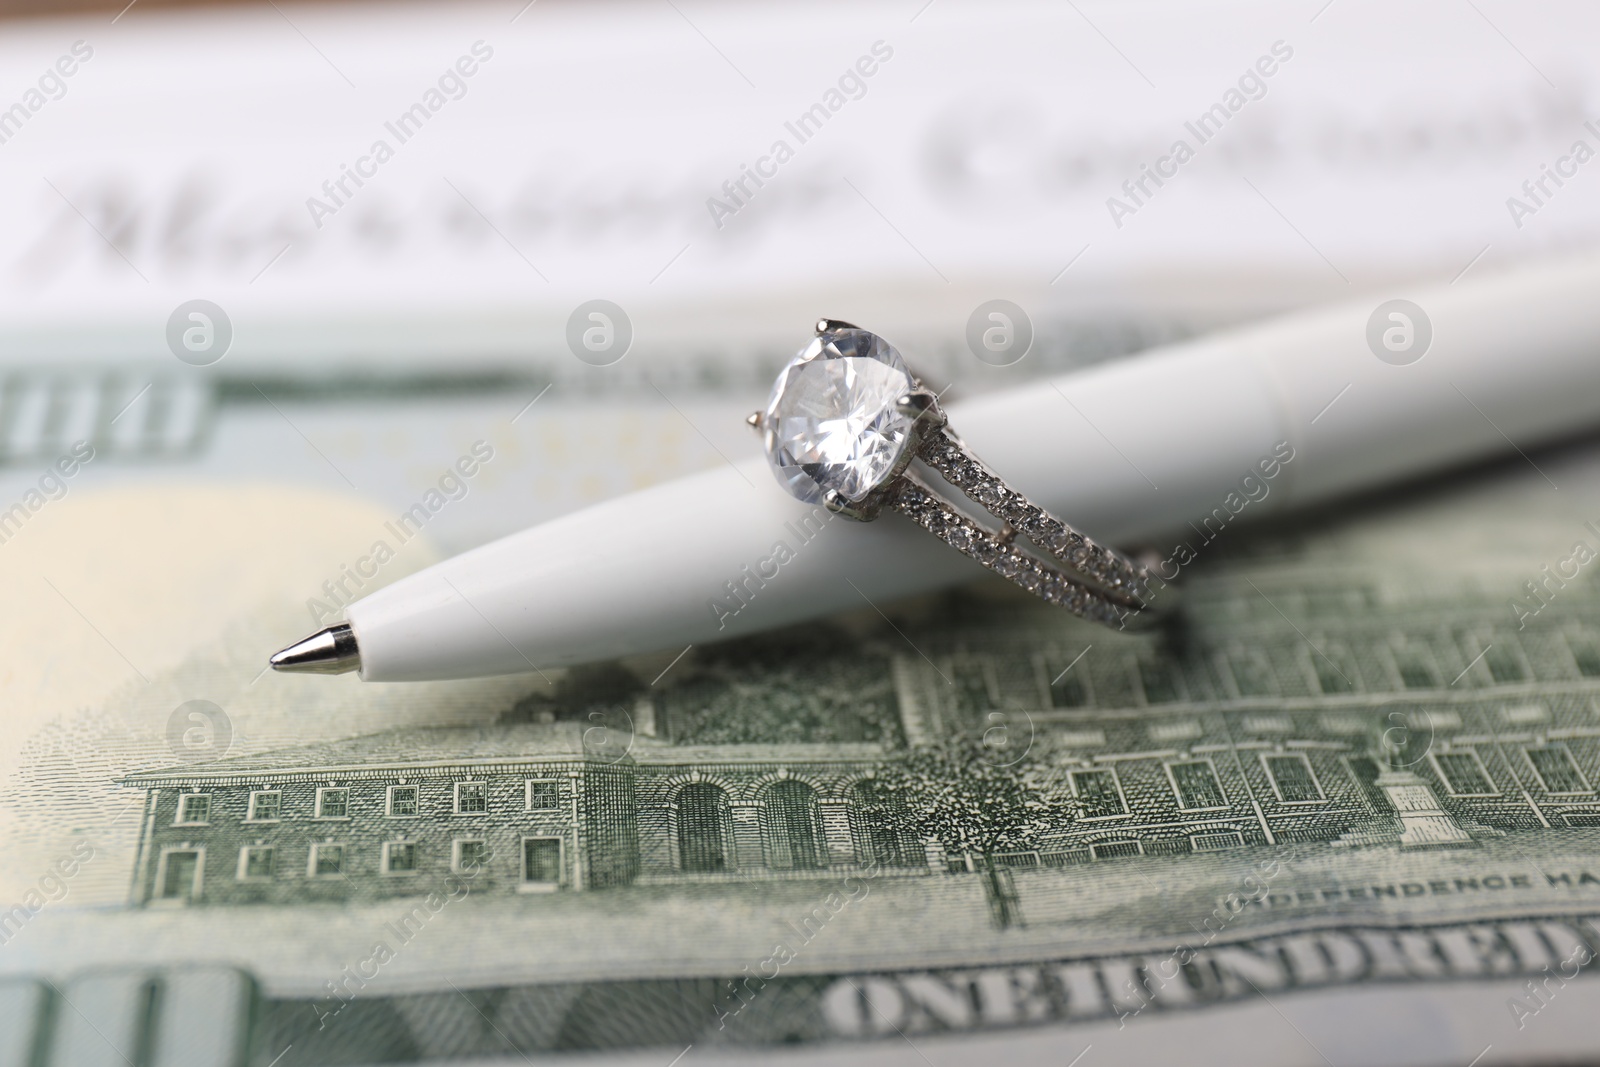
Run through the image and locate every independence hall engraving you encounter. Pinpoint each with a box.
[123,726,911,905]
[122,572,1600,905]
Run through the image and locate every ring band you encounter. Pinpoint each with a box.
[756,320,1172,630]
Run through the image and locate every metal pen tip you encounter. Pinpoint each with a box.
[270,623,362,675]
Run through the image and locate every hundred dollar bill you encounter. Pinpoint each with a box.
[3,432,1600,1067]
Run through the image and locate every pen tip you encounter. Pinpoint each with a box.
[270,623,362,676]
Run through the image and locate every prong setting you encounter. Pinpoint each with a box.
[822,489,881,522]
[894,389,944,426]
[746,411,763,432]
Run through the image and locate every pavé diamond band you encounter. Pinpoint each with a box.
[752,320,1172,631]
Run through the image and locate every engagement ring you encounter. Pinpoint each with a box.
[752,320,1170,630]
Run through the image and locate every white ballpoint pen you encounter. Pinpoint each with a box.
[271,253,1600,682]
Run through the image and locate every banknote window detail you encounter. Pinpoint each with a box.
[526,780,561,811]
[1525,747,1590,794]
[1567,636,1600,678]
[1090,840,1142,859]
[247,791,280,821]
[1041,847,1092,867]
[762,779,825,870]
[238,846,274,880]
[952,661,998,718]
[387,785,418,817]
[455,781,488,814]
[1393,649,1439,689]
[1041,650,1092,707]
[850,779,918,866]
[1226,648,1277,698]
[383,842,417,873]
[1069,769,1128,819]
[1049,673,1088,708]
[1263,754,1324,803]
[1483,644,1527,684]
[157,849,202,900]
[1191,831,1245,852]
[1432,751,1497,796]
[454,839,491,872]
[176,794,210,825]
[310,843,344,877]
[676,782,731,873]
[315,788,349,819]
[1137,659,1185,704]
[522,838,563,886]
[1167,760,1228,810]
[1309,646,1357,694]
[994,851,1040,867]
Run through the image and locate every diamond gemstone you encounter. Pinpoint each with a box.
[763,327,917,504]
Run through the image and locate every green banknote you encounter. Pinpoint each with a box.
[3,432,1600,1067]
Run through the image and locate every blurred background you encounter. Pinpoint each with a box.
[0,0,1595,553]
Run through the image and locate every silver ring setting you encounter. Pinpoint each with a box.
[752,320,1171,631]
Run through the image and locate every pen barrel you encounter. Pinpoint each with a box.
[1251,259,1600,507]
[348,254,1600,681]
